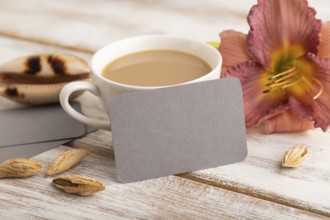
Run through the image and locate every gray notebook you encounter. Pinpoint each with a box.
[0,103,94,162]
[109,78,247,183]
[0,103,85,147]
[0,140,70,163]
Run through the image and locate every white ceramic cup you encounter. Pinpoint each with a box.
[60,35,222,130]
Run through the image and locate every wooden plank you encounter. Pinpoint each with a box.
[182,129,330,217]
[0,0,328,52]
[0,144,325,219]
[70,129,330,217]
[0,34,90,64]
[0,0,253,51]
[69,127,330,217]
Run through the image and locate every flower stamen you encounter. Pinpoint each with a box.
[263,66,324,100]
[263,66,300,94]
[312,78,323,100]
[268,66,297,81]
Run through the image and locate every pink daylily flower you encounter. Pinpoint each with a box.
[219,0,330,134]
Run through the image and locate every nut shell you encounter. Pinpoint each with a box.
[53,176,105,196]
[282,144,308,168]
[0,158,42,178]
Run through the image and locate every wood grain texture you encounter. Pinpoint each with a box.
[0,0,328,52]
[183,129,330,217]
[71,129,330,217]
[0,0,252,51]
[1,0,330,218]
[0,144,326,220]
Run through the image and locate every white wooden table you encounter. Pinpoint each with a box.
[0,0,330,219]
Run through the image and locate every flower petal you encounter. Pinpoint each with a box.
[223,60,287,127]
[289,55,330,131]
[219,30,251,73]
[263,110,314,134]
[318,22,330,58]
[247,0,321,66]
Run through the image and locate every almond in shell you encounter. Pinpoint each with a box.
[282,144,308,168]
[52,175,105,196]
[47,148,89,175]
[0,158,42,178]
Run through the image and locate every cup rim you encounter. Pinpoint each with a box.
[91,35,222,90]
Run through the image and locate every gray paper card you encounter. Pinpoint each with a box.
[109,78,247,183]
[0,103,85,147]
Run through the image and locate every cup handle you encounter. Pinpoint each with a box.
[60,81,111,130]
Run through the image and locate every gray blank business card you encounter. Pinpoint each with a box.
[109,78,247,183]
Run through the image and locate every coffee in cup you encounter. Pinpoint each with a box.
[60,35,222,129]
[102,50,212,87]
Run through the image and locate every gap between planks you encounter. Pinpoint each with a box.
[179,173,330,218]
[0,31,95,54]
[67,130,329,219]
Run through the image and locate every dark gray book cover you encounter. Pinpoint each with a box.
[0,103,85,147]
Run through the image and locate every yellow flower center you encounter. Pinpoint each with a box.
[262,45,323,100]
